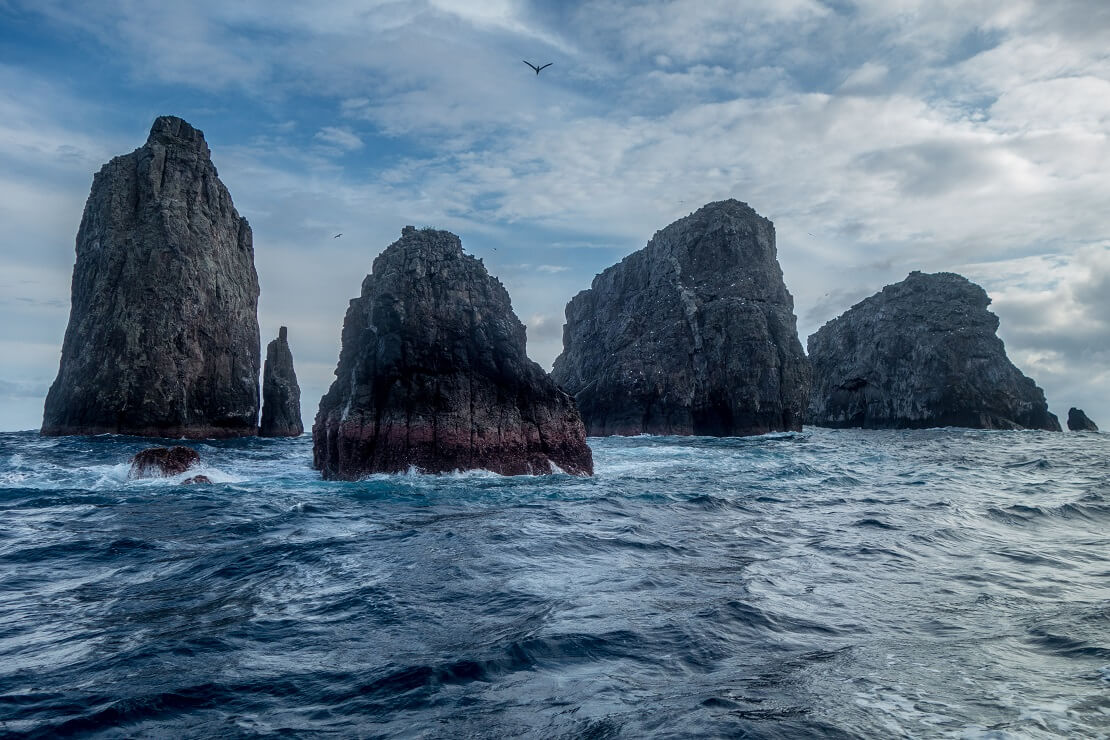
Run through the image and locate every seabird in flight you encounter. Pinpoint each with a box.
[334,233,342,238]
[523,60,553,75]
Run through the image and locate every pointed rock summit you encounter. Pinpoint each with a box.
[551,200,811,436]
[1067,408,1098,432]
[259,326,304,437]
[312,226,593,479]
[42,116,260,437]
[807,271,1060,430]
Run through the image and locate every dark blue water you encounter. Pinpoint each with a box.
[0,429,1107,738]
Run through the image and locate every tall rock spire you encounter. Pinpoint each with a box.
[42,116,261,438]
[259,326,304,437]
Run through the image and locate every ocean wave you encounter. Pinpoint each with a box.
[0,428,1107,737]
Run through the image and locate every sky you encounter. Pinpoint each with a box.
[1,0,1107,431]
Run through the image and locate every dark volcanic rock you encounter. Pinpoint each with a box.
[42,116,260,438]
[182,475,213,485]
[130,446,200,478]
[312,226,593,479]
[259,326,304,437]
[1067,408,1099,432]
[807,271,1061,430]
[551,200,810,436]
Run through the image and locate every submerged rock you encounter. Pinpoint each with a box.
[807,271,1060,430]
[259,326,303,437]
[312,226,593,479]
[551,200,810,436]
[182,475,213,485]
[130,446,200,478]
[42,115,260,438]
[1067,408,1098,432]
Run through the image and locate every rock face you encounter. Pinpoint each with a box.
[42,116,260,438]
[259,326,303,437]
[551,200,810,436]
[312,226,593,479]
[130,446,200,478]
[807,271,1061,430]
[1067,408,1099,431]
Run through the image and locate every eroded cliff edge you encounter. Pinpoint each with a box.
[807,271,1060,430]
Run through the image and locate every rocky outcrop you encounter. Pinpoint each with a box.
[42,116,260,438]
[130,446,200,478]
[551,200,810,436]
[259,326,303,437]
[312,226,593,479]
[807,271,1061,431]
[1067,408,1098,431]
[182,475,213,485]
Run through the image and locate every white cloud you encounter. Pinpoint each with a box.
[839,62,890,94]
[3,0,1110,428]
[314,126,364,152]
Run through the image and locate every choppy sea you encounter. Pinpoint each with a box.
[0,428,1107,738]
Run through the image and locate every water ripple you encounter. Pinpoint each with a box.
[0,429,1107,737]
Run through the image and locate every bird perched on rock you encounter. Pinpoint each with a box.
[523,60,553,75]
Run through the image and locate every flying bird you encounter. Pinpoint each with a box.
[523,60,553,75]
[334,233,342,238]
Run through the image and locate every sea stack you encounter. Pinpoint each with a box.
[1067,408,1098,432]
[42,116,260,438]
[259,326,304,437]
[807,271,1060,430]
[551,200,810,436]
[312,226,593,479]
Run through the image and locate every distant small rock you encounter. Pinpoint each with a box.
[1067,408,1099,432]
[182,474,213,485]
[807,271,1060,431]
[259,326,304,437]
[130,446,200,478]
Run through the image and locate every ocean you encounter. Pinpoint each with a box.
[0,429,1106,738]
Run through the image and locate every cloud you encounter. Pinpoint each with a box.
[314,126,364,152]
[574,0,832,66]
[2,0,1110,428]
[526,312,564,341]
[0,379,49,400]
[959,245,1110,417]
